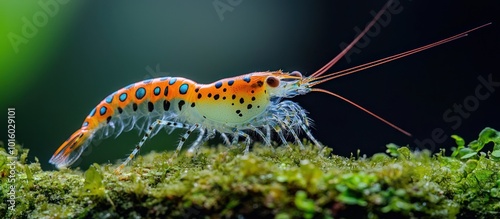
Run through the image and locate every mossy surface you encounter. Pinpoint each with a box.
[1,128,500,218]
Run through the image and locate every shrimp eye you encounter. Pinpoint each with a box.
[266,76,280,88]
[289,71,302,78]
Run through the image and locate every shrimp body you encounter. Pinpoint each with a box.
[49,71,317,170]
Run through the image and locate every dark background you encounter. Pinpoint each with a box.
[1,0,498,170]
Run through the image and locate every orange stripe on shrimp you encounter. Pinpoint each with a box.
[49,1,490,172]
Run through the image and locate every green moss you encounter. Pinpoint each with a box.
[1,128,500,218]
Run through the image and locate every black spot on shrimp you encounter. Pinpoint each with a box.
[178,100,185,111]
[148,102,154,112]
[163,100,170,111]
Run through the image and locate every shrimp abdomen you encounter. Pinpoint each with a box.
[50,77,201,168]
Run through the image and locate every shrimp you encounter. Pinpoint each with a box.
[49,1,490,172]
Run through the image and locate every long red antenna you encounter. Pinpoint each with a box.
[306,22,490,136]
[310,0,394,78]
[310,22,492,86]
[312,88,412,136]
[308,22,491,136]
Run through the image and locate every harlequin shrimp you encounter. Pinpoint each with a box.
[49,1,490,172]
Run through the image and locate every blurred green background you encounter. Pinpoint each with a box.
[0,1,498,170]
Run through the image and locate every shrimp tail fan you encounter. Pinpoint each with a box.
[49,129,93,169]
